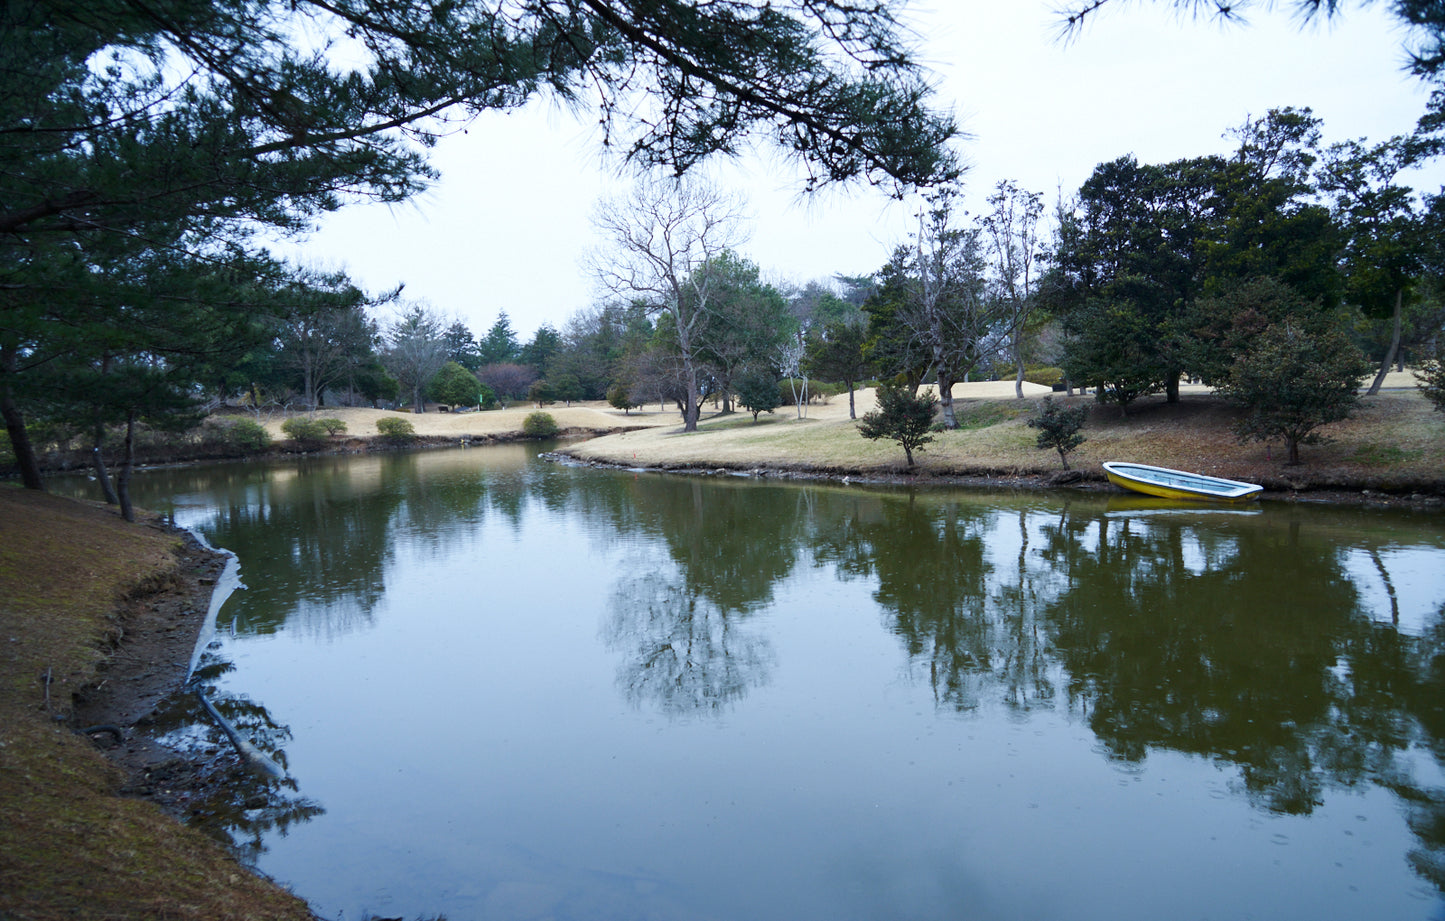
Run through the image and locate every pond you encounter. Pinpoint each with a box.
[64,445,1445,920]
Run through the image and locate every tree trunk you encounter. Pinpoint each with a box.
[1057,447,1071,471]
[0,343,43,490]
[937,376,957,430]
[847,382,856,420]
[117,411,137,523]
[1165,371,1180,403]
[1013,328,1026,399]
[91,420,119,506]
[1286,433,1302,466]
[682,360,700,432]
[1366,288,1404,396]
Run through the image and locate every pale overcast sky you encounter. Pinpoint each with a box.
[275,1,1443,341]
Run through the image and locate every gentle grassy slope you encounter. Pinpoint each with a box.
[562,389,1444,492]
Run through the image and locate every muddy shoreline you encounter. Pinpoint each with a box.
[69,526,272,827]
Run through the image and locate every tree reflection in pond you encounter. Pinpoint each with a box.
[143,654,324,864]
[604,569,774,715]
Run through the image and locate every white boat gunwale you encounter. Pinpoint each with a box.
[1102,461,1264,501]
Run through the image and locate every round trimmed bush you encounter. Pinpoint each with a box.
[281,417,330,445]
[521,411,560,438]
[205,417,271,453]
[376,416,417,443]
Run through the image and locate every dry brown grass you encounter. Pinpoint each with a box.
[257,401,670,440]
[564,385,1444,492]
[0,487,315,921]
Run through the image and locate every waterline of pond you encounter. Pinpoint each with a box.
[60,444,1445,921]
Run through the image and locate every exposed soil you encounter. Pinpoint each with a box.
[68,532,246,818]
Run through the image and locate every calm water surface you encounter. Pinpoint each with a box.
[70,446,1445,920]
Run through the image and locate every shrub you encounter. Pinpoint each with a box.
[1219,321,1370,466]
[735,369,781,421]
[607,384,640,414]
[376,416,417,443]
[778,377,811,406]
[281,417,330,445]
[318,418,347,436]
[1026,396,1088,470]
[522,411,560,438]
[204,417,272,454]
[858,382,937,466]
[1024,366,1064,389]
[1417,339,1445,413]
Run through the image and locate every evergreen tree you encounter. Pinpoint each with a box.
[735,368,783,421]
[427,361,482,408]
[1220,321,1371,465]
[804,321,872,419]
[1026,397,1088,471]
[858,382,938,467]
[519,325,563,377]
[1416,337,1445,412]
[478,312,521,366]
[443,322,481,370]
[691,252,795,412]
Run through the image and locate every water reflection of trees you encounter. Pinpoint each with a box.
[604,569,774,715]
[819,493,1060,713]
[207,452,496,638]
[111,456,1445,889]
[599,477,812,714]
[840,494,1445,891]
[146,656,324,864]
[1041,512,1371,813]
[629,477,809,613]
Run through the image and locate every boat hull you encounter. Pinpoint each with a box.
[1102,462,1263,503]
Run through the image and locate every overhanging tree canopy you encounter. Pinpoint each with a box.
[2,0,962,487]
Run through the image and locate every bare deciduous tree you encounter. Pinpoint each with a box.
[384,303,449,413]
[980,180,1046,398]
[591,176,748,432]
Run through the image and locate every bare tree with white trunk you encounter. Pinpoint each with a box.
[980,180,1046,398]
[591,176,748,433]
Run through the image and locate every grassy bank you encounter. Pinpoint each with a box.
[0,487,315,921]
[559,386,1444,495]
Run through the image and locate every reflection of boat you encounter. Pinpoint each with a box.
[1104,494,1263,515]
[1102,462,1263,503]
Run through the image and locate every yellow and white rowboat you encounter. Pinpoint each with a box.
[1102,461,1263,503]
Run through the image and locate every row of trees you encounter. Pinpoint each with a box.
[278,107,1441,462]
[1051,108,1442,408]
